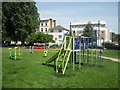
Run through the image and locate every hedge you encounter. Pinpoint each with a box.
[102,42,120,50]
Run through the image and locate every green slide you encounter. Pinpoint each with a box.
[42,52,59,65]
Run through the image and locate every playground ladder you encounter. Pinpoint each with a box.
[56,36,72,74]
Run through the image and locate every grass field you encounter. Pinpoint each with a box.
[2,47,119,88]
[103,50,119,59]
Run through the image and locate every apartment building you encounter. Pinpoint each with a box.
[38,18,56,34]
[71,21,112,46]
[48,25,69,45]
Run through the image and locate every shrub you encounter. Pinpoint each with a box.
[102,42,120,50]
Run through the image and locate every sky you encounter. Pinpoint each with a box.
[36,2,118,34]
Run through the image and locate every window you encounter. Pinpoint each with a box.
[101,24,105,28]
[102,31,104,33]
[54,30,58,32]
[59,30,62,32]
[41,28,43,32]
[51,30,53,32]
[46,23,47,26]
[94,24,97,27]
[80,25,82,28]
[72,25,74,28]
[81,25,84,28]
[58,35,62,39]
[45,28,47,32]
[93,24,95,27]
[41,23,43,26]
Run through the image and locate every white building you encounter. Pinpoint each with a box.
[38,18,56,34]
[48,25,69,45]
[71,21,112,46]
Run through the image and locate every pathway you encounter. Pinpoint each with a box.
[101,56,120,62]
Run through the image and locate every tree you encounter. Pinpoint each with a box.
[83,21,97,43]
[2,2,40,45]
[83,21,93,37]
[26,32,54,45]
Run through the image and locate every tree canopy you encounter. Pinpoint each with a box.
[2,2,40,44]
[26,32,55,45]
[83,21,93,37]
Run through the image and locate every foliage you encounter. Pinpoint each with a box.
[50,44,61,49]
[112,33,120,44]
[83,21,93,37]
[83,21,96,42]
[26,32,54,45]
[2,2,40,44]
[102,42,120,50]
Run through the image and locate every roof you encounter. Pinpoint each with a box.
[49,25,69,31]
[71,21,106,25]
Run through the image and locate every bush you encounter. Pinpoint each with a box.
[102,42,120,50]
[50,44,61,49]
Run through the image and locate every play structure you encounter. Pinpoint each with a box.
[29,46,34,53]
[42,29,104,74]
[8,47,22,60]
[44,51,48,57]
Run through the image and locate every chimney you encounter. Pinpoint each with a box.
[49,18,52,28]
[53,20,56,27]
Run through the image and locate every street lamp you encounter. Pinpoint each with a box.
[98,21,100,46]
[70,22,72,36]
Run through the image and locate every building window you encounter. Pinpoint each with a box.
[51,30,53,32]
[58,35,62,39]
[59,30,62,32]
[101,24,105,28]
[46,23,47,26]
[93,24,95,27]
[41,28,43,32]
[80,25,82,28]
[45,28,47,32]
[94,24,97,27]
[102,31,104,33]
[41,23,43,26]
[72,25,74,28]
[73,31,75,34]
[54,30,58,32]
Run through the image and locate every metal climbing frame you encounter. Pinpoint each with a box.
[55,33,104,74]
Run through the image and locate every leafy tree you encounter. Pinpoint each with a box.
[83,21,97,43]
[83,21,93,37]
[2,2,40,45]
[26,32,54,45]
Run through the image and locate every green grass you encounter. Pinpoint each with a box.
[103,50,119,59]
[81,49,120,59]
[2,47,119,88]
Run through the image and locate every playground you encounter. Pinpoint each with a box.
[2,47,119,88]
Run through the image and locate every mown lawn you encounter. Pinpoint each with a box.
[103,50,119,59]
[80,49,119,59]
[2,47,119,88]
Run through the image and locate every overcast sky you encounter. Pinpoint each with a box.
[36,2,118,34]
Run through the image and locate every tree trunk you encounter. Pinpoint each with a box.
[21,41,25,46]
